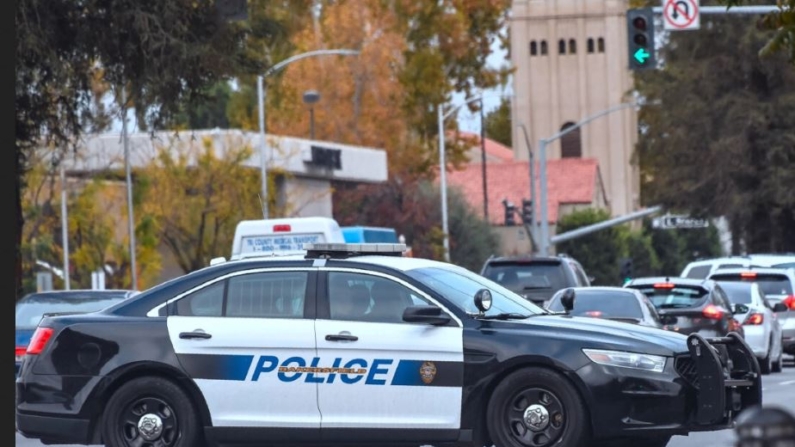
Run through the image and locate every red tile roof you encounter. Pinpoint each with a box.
[445,158,602,224]
[454,131,514,163]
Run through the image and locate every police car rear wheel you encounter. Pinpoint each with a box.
[486,367,589,447]
[103,376,203,447]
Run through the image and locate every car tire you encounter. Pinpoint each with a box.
[772,344,783,373]
[102,376,205,447]
[486,367,589,447]
[759,349,772,375]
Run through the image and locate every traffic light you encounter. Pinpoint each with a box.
[503,200,516,226]
[620,258,633,283]
[627,8,655,71]
[521,199,533,224]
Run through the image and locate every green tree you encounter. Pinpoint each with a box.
[556,208,628,286]
[624,230,661,279]
[168,81,234,130]
[718,0,795,64]
[484,97,512,148]
[140,136,263,273]
[635,13,795,254]
[16,0,265,299]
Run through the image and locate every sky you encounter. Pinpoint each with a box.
[110,33,512,137]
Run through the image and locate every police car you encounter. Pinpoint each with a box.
[16,243,762,447]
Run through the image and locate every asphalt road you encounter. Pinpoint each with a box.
[16,356,795,447]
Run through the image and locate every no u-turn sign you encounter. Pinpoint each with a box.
[663,0,700,30]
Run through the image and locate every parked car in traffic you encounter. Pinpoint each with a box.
[706,267,795,358]
[15,289,138,376]
[545,286,676,328]
[623,277,745,338]
[480,254,591,306]
[708,279,785,374]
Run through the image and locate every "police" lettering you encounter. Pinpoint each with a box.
[250,356,394,384]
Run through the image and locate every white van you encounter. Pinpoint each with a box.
[229,217,345,260]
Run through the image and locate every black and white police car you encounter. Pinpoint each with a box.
[16,243,762,447]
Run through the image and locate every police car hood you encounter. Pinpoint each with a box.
[505,314,689,356]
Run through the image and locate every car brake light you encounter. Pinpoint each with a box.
[15,346,26,361]
[703,304,723,320]
[27,327,54,355]
[740,271,757,278]
[784,295,795,309]
[653,283,675,289]
[744,313,764,325]
[273,224,291,232]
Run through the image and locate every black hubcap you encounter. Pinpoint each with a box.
[505,387,566,447]
[120,397,179,447]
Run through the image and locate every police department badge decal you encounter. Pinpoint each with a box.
[419,361,437,384]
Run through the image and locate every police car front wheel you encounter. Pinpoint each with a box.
[102,376,204,447]
[486,367,589,447]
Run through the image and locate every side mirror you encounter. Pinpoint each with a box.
[660,314,678,326]
[733,303,749,315]
[560,288,575,313]
[474,289,493,313]
[402,306,451,326]
[773,302,788,312]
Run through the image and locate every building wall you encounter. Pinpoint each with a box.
[510,0,640,218]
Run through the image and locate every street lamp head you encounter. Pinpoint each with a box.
[303,90,321,104]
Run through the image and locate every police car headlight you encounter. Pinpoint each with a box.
[582,349,666,373]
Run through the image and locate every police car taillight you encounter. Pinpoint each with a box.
[27,327,54,355]
[273,224,291,232]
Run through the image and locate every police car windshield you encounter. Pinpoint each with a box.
[405,266,547,316]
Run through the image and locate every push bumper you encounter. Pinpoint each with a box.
[583,332,761,442]
[683,332,762,427]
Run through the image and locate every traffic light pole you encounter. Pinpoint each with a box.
[537,102,637,256]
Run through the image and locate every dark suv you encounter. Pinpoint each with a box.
[480,254,591,306]
[624,277,745,338]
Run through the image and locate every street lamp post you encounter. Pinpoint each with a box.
[437,92,513,262]
[256,49,359,219]
[536,102,636,256]
[121,85,137,289]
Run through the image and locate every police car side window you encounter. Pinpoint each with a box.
[176,281,225,316]
[328,272,434,324]
[226,271,309,318]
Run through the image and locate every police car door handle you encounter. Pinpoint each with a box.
[179,331,212,340]
[325,334,358,342]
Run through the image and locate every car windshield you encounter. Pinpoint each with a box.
[15,293,127,328]
[628,284,708,309]
[716,282,754,304]
[708,273,793,297]
[547,290,643,319]
[481,261,566,292]
[405,266,547,316]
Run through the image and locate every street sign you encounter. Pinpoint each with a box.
[652,214,710,229]
[663,0,700,30]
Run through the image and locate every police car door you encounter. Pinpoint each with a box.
[162,268,320,429]
[314,268,463,437]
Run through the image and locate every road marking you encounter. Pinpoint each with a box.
[780,380,795,386]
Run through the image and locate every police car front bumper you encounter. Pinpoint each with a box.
[579,332,762,441]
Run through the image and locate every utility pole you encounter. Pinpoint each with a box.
[60,161,70,290]
[480,99,488,221]
[122,86,137,290]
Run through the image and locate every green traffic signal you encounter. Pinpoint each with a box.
[634,48,650,64]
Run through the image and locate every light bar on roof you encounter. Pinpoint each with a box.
[303,242,407,253]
